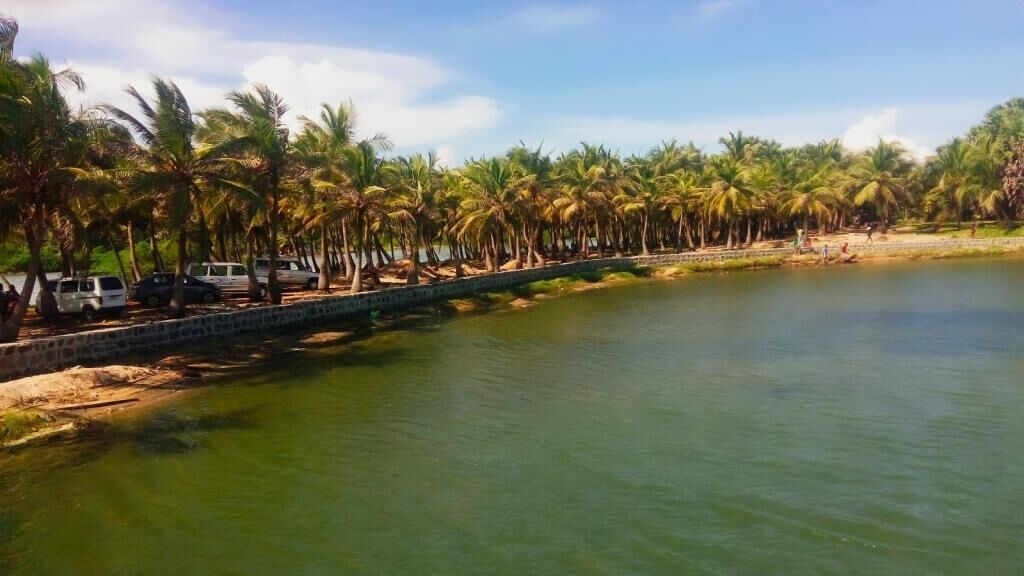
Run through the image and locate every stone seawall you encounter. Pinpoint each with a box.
[2,237,1022,381]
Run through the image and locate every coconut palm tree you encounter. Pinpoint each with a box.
[702,156,753,249]
[103,78,250,318]
[0,31,120,338]
[615,162,663,256]
[460,156,523,271]
[848,140,915,232]
[923,138,971,226]
[384,152,441,284]
[200,84,292,303]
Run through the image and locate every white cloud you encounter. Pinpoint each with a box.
[528,102,991,160]
[5,0,500,148]
[697,0,750,22]
[513,5,602,33]
[435,145,457,168]
[841,108,932,160]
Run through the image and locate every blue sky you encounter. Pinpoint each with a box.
[7,0,1024,163]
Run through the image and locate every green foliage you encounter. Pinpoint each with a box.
[0,410,46,443]
[0,242,60,273]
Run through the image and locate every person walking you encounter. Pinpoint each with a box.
[821,244,830,264]
[866,224,874,244]
[970,220,977,239]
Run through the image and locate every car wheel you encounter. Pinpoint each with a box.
[305,278,319,290]
[81,307,96,322]
[145,295,160,307]
[202,291,216,303]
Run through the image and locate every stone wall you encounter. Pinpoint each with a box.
[2,237,1022,381]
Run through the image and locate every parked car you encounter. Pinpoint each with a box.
[253,256,320,289]
[50,275,127,321]
[133,273,220,307]
[186,262,268,296]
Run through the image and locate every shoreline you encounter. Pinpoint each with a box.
[3,240,1024,449]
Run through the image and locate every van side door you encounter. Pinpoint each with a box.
[58,280,80,313]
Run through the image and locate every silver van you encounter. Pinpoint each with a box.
[186,262,268,296]
[53,275,128,321]
[253,256,319,289]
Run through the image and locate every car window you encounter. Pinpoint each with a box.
[254,260,268,269]
[290,262,303,271]
[154,275,171,285]
[276,261,291,271]
[99,277,123,290]
[80,279,95,292]
[187,265,206,276]
[230,265,247,276]
[60,280,78,293]
[209,265,228,276]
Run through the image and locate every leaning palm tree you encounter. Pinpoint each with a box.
[104,78,250,318]
[294,100,362,291]
[384,152,441,284]
[848,140,915,232]
[0,36,116,338]
[201,84,291,304]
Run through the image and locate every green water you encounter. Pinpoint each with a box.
[2,259,1024,574]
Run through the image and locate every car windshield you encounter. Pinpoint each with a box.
[187,265,205,276]
[60,280,78,293]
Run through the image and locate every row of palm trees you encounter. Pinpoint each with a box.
[2,15,1023,342]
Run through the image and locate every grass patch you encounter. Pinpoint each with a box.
[666,256,787,274]
[0,411,48,444]
[910,221,1024,239]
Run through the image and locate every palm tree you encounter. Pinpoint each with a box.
[103,78,250,318]
[924,138,971,226]
[848,140,915,232]
[615,162,662,256]
[201,84,292,303]
[0,27,116,338]
[702,156,753,249]
[384,152,441,284]
[294,101,361,291]
[460,157,522,271]
[340,138,392,292]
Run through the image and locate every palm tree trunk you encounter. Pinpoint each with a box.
[107,234,129,282]
[168,228,188,318]
[407,226,420,285]
[641,214,651,256]
[266,188,282,305]
[318,222,331,291]
[246,234,261,300]
[341,221,354,280]
[0,218,45,342]
[127,221,143,282]
[149,212,164,272]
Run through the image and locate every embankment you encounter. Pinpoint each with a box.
[2,237,1023,382]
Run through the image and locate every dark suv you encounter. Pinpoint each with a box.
[133,273,221,307]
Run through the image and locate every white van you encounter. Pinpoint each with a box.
[53,275,128,321]
[186,262,268,296]
[253,256,320,289]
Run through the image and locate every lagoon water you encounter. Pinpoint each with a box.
[2,259,1023,574]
